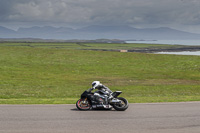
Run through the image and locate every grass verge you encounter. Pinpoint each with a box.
[0,43,199,104]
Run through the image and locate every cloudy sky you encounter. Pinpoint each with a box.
[1,0,200,33]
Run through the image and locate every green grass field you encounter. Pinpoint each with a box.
[0,42,200,104]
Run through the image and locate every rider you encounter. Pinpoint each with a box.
[90,81,113,104]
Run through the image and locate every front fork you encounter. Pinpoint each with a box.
[83,98,87,104]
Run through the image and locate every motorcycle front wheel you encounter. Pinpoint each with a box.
[112,97,129,111]
[76,98,91,111]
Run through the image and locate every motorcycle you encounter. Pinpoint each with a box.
[76,88,129,111]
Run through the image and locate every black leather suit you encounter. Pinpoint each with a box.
[88,84,112,104]
[89,84,112,95]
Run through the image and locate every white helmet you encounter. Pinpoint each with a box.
[92,81,100,89]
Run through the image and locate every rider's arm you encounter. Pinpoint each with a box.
[87,88,95,92]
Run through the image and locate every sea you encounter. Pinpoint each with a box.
[126,40,200,56]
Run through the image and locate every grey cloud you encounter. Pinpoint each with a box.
[1,0,200,29]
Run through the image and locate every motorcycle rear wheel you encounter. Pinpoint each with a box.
[76,98,91,111]
[112,97,129,111]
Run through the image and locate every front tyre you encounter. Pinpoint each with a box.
[113,97,129,111]
[76,98,91,111]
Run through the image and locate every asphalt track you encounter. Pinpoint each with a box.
[0,102,200,133]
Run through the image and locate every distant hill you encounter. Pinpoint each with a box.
[1,25,200,40]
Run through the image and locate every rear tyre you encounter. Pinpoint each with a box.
[76,98,91,111]
[112,97,129,111]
